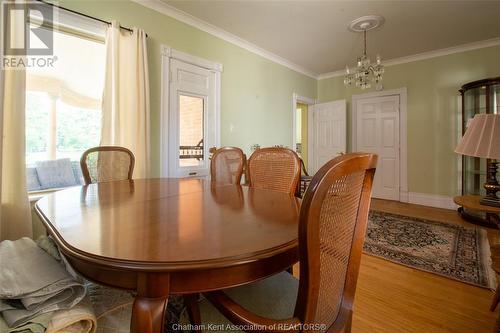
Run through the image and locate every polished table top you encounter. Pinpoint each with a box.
[35,178,301,269]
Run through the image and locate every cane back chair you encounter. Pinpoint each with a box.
[201,153,378,333]
[80,146,135,185]
[210,147,246,185]
[247,147,301,195]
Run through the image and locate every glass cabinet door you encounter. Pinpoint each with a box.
[461,79,500,197]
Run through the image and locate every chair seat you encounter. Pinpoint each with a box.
[200,272,298,330]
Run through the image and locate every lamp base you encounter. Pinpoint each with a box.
[482,160,500,208]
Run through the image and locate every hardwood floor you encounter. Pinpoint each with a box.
[351,199,498,333]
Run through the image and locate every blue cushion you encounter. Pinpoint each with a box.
[26,167,42,192]
[71,161,84,185]
[35,158,78,189]
[200,272,298,328]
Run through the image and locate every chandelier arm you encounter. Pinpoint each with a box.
[344,16,384,89]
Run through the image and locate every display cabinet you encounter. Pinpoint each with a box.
[459,77,500,226]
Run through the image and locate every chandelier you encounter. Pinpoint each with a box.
[344,16,385,90]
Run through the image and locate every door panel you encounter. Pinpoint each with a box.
[309,100,346,174]
[169,59,216,178]
[362,118,376,147]
[356,95,400,200]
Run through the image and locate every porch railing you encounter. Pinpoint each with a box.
[179,139,203,160]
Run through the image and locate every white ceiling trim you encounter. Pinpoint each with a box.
[133,0,500,81]
[132,0,318,79]
[318,36,500,80]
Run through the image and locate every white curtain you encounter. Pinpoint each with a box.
[0,50,33,239]
[101,21,150,178]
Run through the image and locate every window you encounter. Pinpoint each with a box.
[26,23,106,191]
[178,94,204,167]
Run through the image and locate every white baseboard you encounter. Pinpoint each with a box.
[407,192,458,210]
[399,190,409,203]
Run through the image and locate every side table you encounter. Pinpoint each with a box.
[453,195,500,229]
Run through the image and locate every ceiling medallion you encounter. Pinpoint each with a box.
[344,15,385,90]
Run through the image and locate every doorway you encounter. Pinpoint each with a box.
[295,102,308,167]
[308,100,347,174]
[292,93,315,172]
[352,88,408,201]
[160,46,222,178]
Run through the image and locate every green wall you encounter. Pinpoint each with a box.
[58,0,317,177]
[318,45,500,197]
[46,1,500,197]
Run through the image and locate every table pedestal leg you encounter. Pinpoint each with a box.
[131,296,168,333]
[131,273,170,333]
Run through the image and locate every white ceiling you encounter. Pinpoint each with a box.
[162,0,500,76]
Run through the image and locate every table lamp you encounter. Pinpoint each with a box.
[455,113,500,207]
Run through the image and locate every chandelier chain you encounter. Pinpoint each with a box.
[344,24,384,90]
[363,30,367,56]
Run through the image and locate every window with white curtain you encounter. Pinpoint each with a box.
[25,13,106,191]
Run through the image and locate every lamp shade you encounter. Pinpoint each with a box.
[455,114,500,159]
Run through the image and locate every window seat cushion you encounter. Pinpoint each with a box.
[27,160,84,192]
[26,168,42,192]
[35,158,78,189]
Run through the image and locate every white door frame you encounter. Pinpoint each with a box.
[160,45,222,177]
[291,93,316,151]
[352,87,408,202]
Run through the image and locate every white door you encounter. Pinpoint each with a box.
[168,59,217,177]
[355,95,400,200]
[308,100,346,174]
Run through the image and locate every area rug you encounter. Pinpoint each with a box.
[364,211,496,289]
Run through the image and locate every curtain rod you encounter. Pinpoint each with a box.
[37,0,148,37]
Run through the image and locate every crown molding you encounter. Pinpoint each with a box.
[317,69,345,80]
[132,0,318,79]
[132,0,500,82]
[318,36,500,80]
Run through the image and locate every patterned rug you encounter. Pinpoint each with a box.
[364,211,496,289]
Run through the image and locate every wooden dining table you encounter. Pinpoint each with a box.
[34,178,300,333]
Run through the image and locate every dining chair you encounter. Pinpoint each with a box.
[80,146,135,185]
[198,153,378,333]
[80,146,187,332]
[298,157,313,198]
[211,147,246,185]
[247,147,301,195]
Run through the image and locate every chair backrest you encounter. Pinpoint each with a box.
[247,147,301,195]
[80,146,135,185]
[210,147,245,185]
[294,153,377,331]
[300,158,309,177]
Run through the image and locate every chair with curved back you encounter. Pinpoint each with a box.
[80,146,135,185]
[298,157,313,198]
[199,153,378,333]
[79,146,188,331]
[211,147,246,185]
[247,147,301,195]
